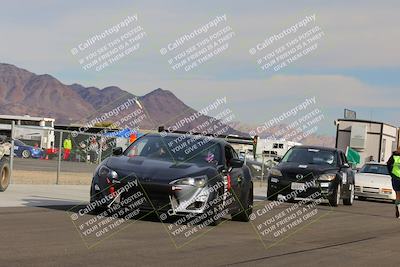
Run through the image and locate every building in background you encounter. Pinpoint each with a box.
[0,114,55,148]
[335,119,399,167]
[259,139,302,159]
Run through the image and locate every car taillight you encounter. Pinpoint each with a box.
[226,174,231,191]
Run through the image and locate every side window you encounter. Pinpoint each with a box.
[231,147,239,159]
[336,152,342,166]
[342,152,349,164]
[225,146,232,165]
[339,152,348,165]
[224,146,238,166]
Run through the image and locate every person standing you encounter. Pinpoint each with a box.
[63,135,72,161]
[387,147,400,218]
[89,138,99,163]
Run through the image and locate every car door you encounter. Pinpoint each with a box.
[224,145,243,209]
[13,140,23,157]
[339,151,354,191]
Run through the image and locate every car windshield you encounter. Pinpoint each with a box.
[14,140,26,146]
[359,164,389,175]
[124,135,222,165]
[282,147,337,166]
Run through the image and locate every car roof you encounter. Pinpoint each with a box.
[364,162,386,165]
[145,133,229,146]
[291,145,342,153]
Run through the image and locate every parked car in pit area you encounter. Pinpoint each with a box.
[90,132,254,225]
[355,162,395,202]
[13,139,43,159]
[267,146,355,206]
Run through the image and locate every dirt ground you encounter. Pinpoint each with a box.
[11,170,93,185]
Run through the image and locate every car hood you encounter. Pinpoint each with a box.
[105,156,217,184]
[275,162,339,180]
[355,173,392,187]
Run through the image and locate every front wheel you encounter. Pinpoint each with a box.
[21,149,31,158]
[343,184,354,206]
[328,183,341,207]
[267,185,278,201]
[0,158,11,192]
[232,184,254,222]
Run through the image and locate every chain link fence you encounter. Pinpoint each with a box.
[10,125,127,185]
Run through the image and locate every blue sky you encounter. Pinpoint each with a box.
[1,0,399,135]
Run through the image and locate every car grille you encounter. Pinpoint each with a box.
[363,187,380,193]
[282,170,317,182]
[120,180,172,211]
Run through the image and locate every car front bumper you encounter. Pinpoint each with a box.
[354,191,396,200]
[268,176,336,200]
[90,175,223,215]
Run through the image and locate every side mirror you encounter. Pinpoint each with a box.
[273,157,281,162]
[341,163,350,168]
[230,158,244,168]
[112,147,123,156]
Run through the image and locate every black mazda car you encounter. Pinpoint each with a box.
[90,132,254,224]
[267,146,355,206]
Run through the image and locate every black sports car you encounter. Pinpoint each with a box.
[267,146,355,206]
[90,132,254,225]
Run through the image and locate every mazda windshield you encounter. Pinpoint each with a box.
[282,147,338,166]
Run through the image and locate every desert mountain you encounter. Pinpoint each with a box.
[0,63,243,135]
[0,63,334,145]
[0,63,94,122]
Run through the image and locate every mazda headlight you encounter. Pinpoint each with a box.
[269,168,283,177]
[171,175,207,187]
[97,165,118,180]
[319,173,336,181]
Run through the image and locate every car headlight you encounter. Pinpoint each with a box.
[171,175,207,187]
[97,165,118,180]
[269,168,282,177]
[319,173,336,181]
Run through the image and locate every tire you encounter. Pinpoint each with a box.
[287,196,296,203]
[357,196,366,201]
[21,149,31,158]
[232,184,254,222]
[328,183,341,207]
[88,204,108,215]
[267,185,278,201]
[343,184,354,206]
[0,158,10,192]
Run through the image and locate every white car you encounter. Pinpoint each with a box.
[355,162,395,202]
